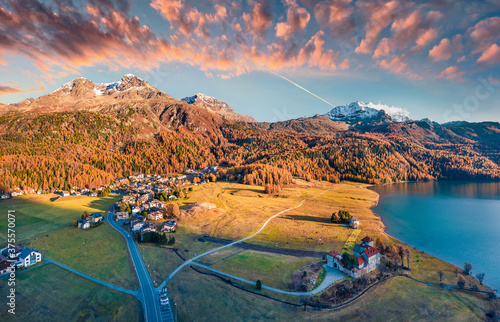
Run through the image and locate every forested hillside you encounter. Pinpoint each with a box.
[1,75,499,193]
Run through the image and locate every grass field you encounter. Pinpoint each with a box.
[0,263,142,321]
[166,267,496,321]
[0,194,138,290]
[210,250,318,290]
[177,181,381,253]
[139,244,184,287]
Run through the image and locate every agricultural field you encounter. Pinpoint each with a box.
[0,194,138,289]
[0,263,142,321]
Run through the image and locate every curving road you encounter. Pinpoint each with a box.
[107,209,162,322]
[191,262,345,296]
[157,189,331,291]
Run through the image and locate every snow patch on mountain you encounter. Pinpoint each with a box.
[324,101,410,123]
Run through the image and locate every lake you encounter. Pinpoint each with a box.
[370,181,500,292]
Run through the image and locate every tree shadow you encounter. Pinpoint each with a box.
[281,215,331,224]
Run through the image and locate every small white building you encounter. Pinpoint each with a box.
[88,212,103,223]
[61,191,70,197]
[18,248,42,267]
[77,219,90,230]
[131,220,146,232]
[148,211,163,221]
[350,217,360,229]
[161,220,177,233]
[116,212,130,220]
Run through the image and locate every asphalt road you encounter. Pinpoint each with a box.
[107,209,163,322]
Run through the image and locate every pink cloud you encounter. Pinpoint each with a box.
[437,66,465,82]
[379,55,407,74]
[355,0,400,54]
[297,31,338,71]
[429,35,462,61]
[275,0,310,40]
[0,84,22,96]
[313,0,354,37]
[415,28,438,49]
[477,43,500,64]
[150,1,227,39]
[242,0,273,38]
[470,17,500,44]
[373,38,391,58]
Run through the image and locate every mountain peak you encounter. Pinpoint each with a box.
[324,101,410,124]
[181,93,256,123]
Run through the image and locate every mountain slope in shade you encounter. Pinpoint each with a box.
[259,114,348,134]
[181,93,256,123]
[324,101,410,124]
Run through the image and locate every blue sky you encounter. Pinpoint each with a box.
[0,0,499,123]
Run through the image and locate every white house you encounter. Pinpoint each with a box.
[148,211,163,221]
[61,191,70,197]
[77,219,90,230]
[131,220,146,232]
[327,236,380,278]
[161,220,177,233]
[88,212,103,223]
[1,193,10,199]
[350,217,360,229]
[116,212,130,220]
[18,248,42,267]
[140,222,157,234]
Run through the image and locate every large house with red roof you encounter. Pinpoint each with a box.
[326,236,380,278]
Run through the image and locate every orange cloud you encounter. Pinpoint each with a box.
[297,31,338,71]
[242,1,273,38]
[415,28,438,49]
[313,0,354,37]
[437,66,465,82]
[275,0,310,40]
[477,43,500,64]
[429,35,462,61]
[355,0,400,54]
[0,85,22,96]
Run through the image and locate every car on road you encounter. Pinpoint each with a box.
[159,288,169,306]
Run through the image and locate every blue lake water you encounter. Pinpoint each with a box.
[370,181,500,292]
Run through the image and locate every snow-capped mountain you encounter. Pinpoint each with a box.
[324,101,410,123]
[181,93,256,123]
[52,74,160,98]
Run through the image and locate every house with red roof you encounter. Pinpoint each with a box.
[326,235,380,278]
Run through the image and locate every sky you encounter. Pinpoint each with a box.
[0,0,500,123]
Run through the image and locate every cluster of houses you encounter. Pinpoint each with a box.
[0,245,42,275]
[60,189,99,198]
[118,213,177,240]
[77,212,104,230]
[116,192,178,240]
[1,166,220,201]
[1,187,101,200]
[327,236,381,278]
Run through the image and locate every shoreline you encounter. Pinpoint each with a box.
[365,183,497,294]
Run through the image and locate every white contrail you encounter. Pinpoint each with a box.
[269,71,336,108]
